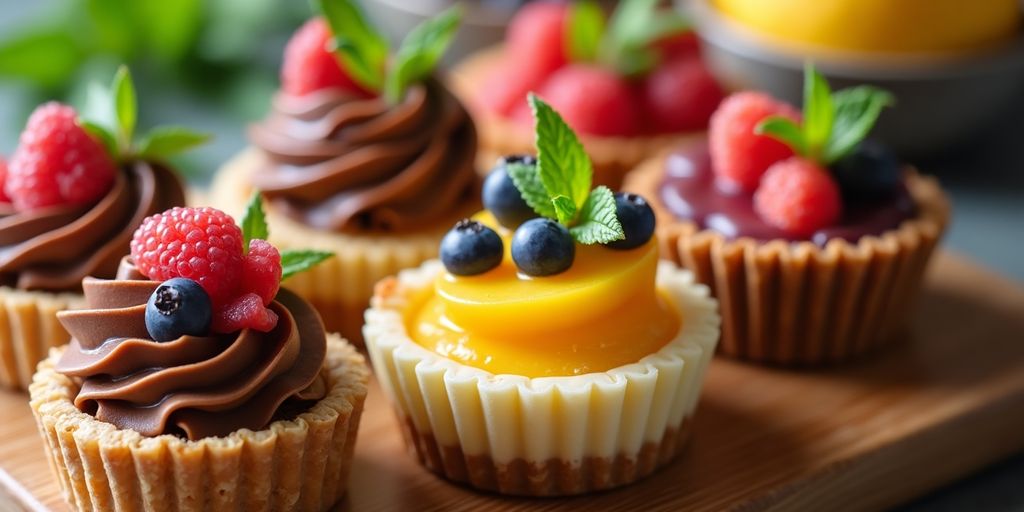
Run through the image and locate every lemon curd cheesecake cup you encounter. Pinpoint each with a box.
[210,2,478,344]
[30,204,369,512]
[0,67,203,390]
[365,96,720,496]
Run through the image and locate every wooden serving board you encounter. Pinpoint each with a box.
[2,251,1024,512]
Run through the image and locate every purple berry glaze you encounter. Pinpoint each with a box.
[657,142,916,246]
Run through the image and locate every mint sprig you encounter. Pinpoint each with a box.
[509,94,624,245]
[80,65,211,163]
[384,5,462,104]
[316,0,388,91]
[755,63,894,164]
[566,0,690,75]
[316,0,461,104]
[239,190,334,280]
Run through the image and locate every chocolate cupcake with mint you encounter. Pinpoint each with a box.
[209,0,479,343]
[0,67,204,390]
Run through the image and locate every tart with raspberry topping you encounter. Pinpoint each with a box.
[450,0,724,188]
[210,0,479,344]
[364,95,719,496]
[30,203,369,512]
[623,65,951,365]
[0,67,204,390]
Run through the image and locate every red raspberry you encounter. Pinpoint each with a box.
[515,64,640,137]
[477,56,546,117]
[243,239,282,306]
[506,2,569,88]
[709,92,800,192]
[6,103,117,211]
[0,156,10,203]
[281,17,373,97]
[130,207,244,308]
[213,293,279,334]
[641,56,724,133]
[754,157,843,237]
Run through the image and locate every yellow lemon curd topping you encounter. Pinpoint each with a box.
[713,0,1021,54]
[406,213,680,378]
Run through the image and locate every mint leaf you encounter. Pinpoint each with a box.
[551,195,577,225]
[80,120,118,159]
[529,93,593,210]
[823,86,895,163]
[506,160,556,219]
[602,0,689,76]
[384,5,461,104]
[570,186,624,245]
[755,117,807,156]
[280,250,334,280]
[567,1,605,62]
[802,63,833,158]
[112,65,137,149]
[240,191,269,250]
[137,126,211,159]
[317,0,388,91]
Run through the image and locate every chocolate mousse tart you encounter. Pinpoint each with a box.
[623,68,950,365]
[209,4,478,343]
[0,68,200,390]
[30,205,369,512]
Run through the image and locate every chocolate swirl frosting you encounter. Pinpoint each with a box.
[248,80,477,232]
[0,162,184,291]
[55,260,327,440]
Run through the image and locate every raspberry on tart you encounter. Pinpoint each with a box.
[709,91,800,192]
[281,17,374,97]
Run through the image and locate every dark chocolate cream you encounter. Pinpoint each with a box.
[0,162,184,291]
[657,141,916,246]
[55,259,327,440]
[248,80,478,232]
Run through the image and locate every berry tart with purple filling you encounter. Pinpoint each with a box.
[30,201,369,511]
[210,0,479,345]
[0,67,205,390]
[623,65,950,365]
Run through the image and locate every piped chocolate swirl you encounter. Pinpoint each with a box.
[0,162,184,291]
[248,80,478,232]
[55,259,327,440]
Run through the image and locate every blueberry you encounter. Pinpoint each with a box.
[145,278,213,342]
[607,192,656,250]
[440,219,504,276]
[830,139,903,202]
[511,218,575,276]
[483,155,538,229]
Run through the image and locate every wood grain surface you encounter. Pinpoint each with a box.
[1,251,1023,512]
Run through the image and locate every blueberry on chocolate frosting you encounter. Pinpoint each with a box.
[145,278,213,342]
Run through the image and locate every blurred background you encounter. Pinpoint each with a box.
[0,1,1021,508]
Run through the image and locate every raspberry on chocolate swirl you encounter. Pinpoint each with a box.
[0,162,184,291]
[248,80,478,232]
[55,259,327,440]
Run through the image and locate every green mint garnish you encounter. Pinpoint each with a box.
[755,63,894,164]
[240,190,270,250]
[566,0,690,75]
[317,0,462,104]
[239,190,333,280]
[280,250,334,280]
[567,1,605,62]
[509,94,624,245]
[384,5,462,104]
[316,0,389,91]
[506,160,556,219]
[80,65,211,163]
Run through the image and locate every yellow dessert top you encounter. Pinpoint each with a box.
[407,95,680,378]
[713,0,1021,54]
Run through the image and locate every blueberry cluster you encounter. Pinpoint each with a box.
[440,156,656,277]
[145,278,213,342]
